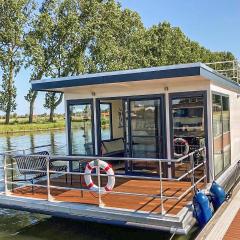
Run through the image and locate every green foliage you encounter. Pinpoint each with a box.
[0,0,238,126]
[145,21,235,66]
[0,120,65,133]
[87,0,147,72]
[24,0,68,121]
[25,88,37,103]
[0,0,35,123]
[44,92,63,109]
[44,92,63,121]
[0,67,17,114]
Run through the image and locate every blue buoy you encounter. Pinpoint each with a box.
[210,181,226,210]
[193,191,213,228]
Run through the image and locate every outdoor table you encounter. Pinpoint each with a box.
[49,156,89,195]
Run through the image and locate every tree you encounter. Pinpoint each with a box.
[87,1,147,72]
[24,0,96,122]
[0,0,35,124]
[44,92,63,122]
[24,0,237,125]
[0,68,17,120]
[145,21,236,68]
[24,88,38,123]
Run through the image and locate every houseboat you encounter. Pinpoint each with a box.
[0,61,240,235]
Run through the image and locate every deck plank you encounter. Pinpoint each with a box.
[12,175,204,215]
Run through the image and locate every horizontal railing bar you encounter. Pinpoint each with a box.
[5,150,205,183]
[6,168,47,174]
[6,147,203,163]
[5,167,173,181]
[6,180,179,200]
[176,175,206,201]
[2,144,53,155]
[215,69,235,72]
[6,165,204,183]
[206,60,239,64]
[6,181,52,189]
[6,181,104,194]
[96,189,179,200]
[177,162,205,181]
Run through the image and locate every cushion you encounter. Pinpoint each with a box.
[102,138,124,154]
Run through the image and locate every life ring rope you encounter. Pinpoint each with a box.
[84,159,115,194]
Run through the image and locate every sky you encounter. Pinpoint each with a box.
[11,0,240,116]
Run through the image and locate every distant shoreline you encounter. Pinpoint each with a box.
[0,118,109,134]
[0,127,66,134]
[0,121,66,134]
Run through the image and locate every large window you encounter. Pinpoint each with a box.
[170,93,206,179]
[171,94,205,157]
[212,94,231,177]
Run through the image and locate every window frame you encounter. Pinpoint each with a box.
[212,92,231,178]
[169,91,209,178]
[169,91,208,156]
[67,99,95,157]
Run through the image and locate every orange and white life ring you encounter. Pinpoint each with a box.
[173,138,190,158]
[84,160,115,193]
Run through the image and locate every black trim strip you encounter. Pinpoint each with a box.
[32,67,200,90]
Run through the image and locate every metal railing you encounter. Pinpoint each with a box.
[1,147,207,215]
[206,60,240,83]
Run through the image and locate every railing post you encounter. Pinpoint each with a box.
[203,147,207,185]
[46,156,53,201]
[190,153,195,195]
[4,154,9,196]
[97,159,103,207]
[159,160,165,215]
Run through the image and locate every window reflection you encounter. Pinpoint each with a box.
[69,103,93,156]
[171,95,205,179]
[212,95,223,176]
[130,99,161,174]
[172,96,205,156]
[100,103,112,140]
[212,94,231,177]
[130,99,160,158]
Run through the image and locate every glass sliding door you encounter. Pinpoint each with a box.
[212,93,231,177]
[68,100,94,156]
[128,97,163,175]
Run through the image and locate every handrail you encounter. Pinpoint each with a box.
[4,147,204,163]
[205,60,240,83]
[0,144,52,155]
[2,146,207,215]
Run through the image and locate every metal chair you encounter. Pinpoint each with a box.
[12,151,67,193]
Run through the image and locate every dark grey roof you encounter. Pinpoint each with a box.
[31,62,240,93]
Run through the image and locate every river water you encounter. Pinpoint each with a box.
[0,130,198,240]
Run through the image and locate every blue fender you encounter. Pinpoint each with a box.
[193,191,213,228]
[210,181,226,210]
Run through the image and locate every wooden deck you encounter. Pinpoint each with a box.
[11,174,204,215]
[224,209,240,240]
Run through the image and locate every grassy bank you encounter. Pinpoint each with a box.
[0,120,66,134]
